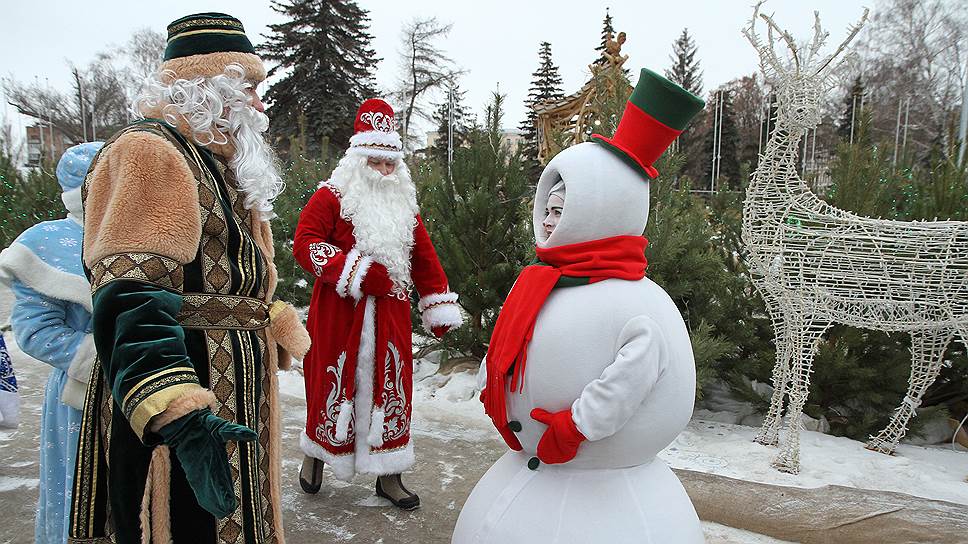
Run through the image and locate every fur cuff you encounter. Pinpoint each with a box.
[368,409,385,447]
[418,291,459,312]
[420,292,463,332]
[269,301,310,361]
[148,387,217,432]
[334,400,354,442]
[61,334,96,410]
[60,378,88,411]
[337,248,369,300]
[349,256,374,302]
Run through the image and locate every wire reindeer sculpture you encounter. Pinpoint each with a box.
[741,2,968,474]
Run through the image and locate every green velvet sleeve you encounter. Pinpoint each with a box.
[91,279,201,441]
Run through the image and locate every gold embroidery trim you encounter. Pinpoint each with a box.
[129,382,205,441]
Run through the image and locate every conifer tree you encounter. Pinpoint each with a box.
[260,0,380,155]
[665,28,703,97]
[429,84,471,166]
[416,92,532,359]
[519,42,564,179]
[665,28,705,183]
[593,8,616,64]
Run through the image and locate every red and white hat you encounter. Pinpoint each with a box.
[347,98,404,161]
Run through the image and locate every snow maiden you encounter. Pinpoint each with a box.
[453,68,706,543]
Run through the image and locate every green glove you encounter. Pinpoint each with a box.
[158,408,258,519]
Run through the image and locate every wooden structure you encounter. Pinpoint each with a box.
[535,31,631,163]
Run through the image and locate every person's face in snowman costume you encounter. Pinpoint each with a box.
[542,180,566,239]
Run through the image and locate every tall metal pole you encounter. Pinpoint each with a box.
[46,77,54,162]
[901,97,910,162]
[79,76,88,142]
[958,58,968,165]
[447,88,454,181]
[893,99,902,167]
[849,94,857,144]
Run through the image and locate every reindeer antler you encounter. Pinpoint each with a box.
[814,8,869,75]
[805,11,830,68]
[742,1,784,78]
[759,10,801,71]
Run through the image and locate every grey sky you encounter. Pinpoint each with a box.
[0,0,871,143]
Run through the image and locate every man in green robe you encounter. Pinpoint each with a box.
[69,13,309,544]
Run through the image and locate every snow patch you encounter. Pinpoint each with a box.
[662,419,968,506]
[0,476,38,491]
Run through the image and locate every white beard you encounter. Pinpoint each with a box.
[225,104,284,220]
[328,155,419,290]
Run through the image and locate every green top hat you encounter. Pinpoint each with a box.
[591,68,705,179]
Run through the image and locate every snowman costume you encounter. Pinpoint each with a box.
[453,69,705,544]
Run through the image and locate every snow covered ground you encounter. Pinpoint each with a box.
[3,337,964,543]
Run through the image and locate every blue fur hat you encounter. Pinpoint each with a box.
[56,142,104,192]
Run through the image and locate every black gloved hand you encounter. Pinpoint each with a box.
[158,408,257,519]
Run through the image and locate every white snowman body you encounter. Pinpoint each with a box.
[453,143,704,544]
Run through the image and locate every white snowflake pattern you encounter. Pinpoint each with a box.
[42,225,60,232]
[59,237,78,247]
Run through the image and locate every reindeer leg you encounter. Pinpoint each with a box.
[755,305,791,447]
[866,328,951,455]
[772,318,829,474]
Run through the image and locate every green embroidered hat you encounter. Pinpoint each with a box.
[160,12,266,82]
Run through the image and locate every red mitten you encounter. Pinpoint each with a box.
[431,325,449,338]
[530,408,586,464]
[360,263,394,297]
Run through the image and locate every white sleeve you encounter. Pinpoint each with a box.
[570,315,668,441]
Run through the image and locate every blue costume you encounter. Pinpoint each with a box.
[0,142,102,543]
[0,334,17,428]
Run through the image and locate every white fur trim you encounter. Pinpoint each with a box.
[61,333,95,409]
[349,256,375,302]
[350,130,403,150]
[301,296,415,481]
[368,409,385,447]
[421,303,463,333]
[0,390,20,429]
[62,187,83,220]
[334,400,354,442]
[335,248,361,299]
[0,243,93,312]
[417,292,459,312]
[352,296,415,475]
[345,146,404,162]
[299,431,357,481]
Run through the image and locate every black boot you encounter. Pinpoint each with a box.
[375,473,420,510]
[299,455,323,494]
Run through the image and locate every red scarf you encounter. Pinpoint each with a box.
[482,235,648,450]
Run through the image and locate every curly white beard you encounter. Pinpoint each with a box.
[133,63,284,220]
[327,154,419,290]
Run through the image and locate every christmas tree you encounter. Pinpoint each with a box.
[259,0,380,155]
[519,42,564,180]
[416,92,532,359]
